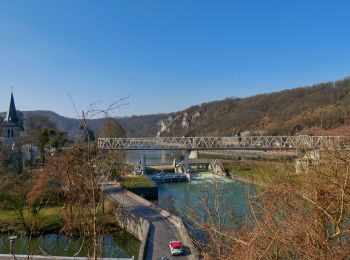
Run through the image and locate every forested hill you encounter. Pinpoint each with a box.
[156,77,350,136]
[15,77,350,137]
[19,111,168,138]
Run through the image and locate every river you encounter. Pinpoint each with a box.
[0,232,140,258]
[127,151,253,227]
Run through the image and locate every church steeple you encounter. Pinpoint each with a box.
[4,92,19,125]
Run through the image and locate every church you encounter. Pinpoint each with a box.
[0,92,24,149]
[0,92,26,174]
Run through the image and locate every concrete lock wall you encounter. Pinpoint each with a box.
[188,150,198,159]
[161,213,199,260]
[126,187,158,200]
[124,190,199,260]
[108,197,150,260]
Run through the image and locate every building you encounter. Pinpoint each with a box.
[0,92,24,173]
[0,92,24,149]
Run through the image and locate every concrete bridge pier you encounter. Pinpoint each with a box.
[161,150,167,163]
[188,150,198,159]
[295,150,321,174]
[184,150,190,167]
[141,154,146,170]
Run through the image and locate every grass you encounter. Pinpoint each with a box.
[122,175,156,189]
[228,167,273,183]
[0,206,62,232]
[224,160,294,183]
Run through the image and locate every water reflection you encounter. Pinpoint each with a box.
[0,233,140,258]
[158,175,253,226]
[125,150,185,165]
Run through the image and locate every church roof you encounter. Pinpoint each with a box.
[4,93,19,125]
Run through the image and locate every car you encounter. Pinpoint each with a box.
[169,241,183,256]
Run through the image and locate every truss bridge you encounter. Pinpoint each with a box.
[98,136,349,151]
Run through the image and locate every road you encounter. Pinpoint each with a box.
[106,184,194,260]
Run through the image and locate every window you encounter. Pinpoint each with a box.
[7,129,15,138]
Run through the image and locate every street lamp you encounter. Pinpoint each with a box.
[8,235,17,255]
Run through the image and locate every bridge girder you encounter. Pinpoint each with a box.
[97,136,349,151]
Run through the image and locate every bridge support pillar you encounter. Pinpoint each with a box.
[295,150,321,174]
[161,150,167,163]
[188,150,198,159]
[141,154,146,172]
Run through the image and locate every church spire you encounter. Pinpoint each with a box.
[4,92,19,125]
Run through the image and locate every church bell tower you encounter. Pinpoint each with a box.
[2,92,23,148]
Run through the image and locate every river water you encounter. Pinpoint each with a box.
[0,232,140,258]
[158,174,252,227]
[125,150,185,165]
[127,151,253,226]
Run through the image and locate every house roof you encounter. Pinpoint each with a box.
[4,93,19,125]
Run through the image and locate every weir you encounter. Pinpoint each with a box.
[209,159,226,176]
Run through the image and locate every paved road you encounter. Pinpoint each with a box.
[106,185,193,260]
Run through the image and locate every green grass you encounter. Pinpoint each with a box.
[0,206,62,231]
[228,167,273,183]
[0,210,15,222]
[225,160,293,183]
[122,176,156,189]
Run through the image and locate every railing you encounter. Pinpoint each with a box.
[98,136,350,150]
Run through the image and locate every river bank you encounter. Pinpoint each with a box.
[198,150,296,161]
[0,203,141,258]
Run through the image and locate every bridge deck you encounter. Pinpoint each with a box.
[98,136,348,150]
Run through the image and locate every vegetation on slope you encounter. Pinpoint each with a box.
[158,78,350,136]
[13,77,350,137]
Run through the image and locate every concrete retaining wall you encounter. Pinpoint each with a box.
[107,197,150,260]
[164,214,200,260]
[126,186,158,200]
[123,190,199,260]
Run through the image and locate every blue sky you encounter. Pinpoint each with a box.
[0,0,350,118]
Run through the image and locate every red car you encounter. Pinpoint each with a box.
[169,241,183,256]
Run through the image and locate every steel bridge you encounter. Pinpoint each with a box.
[98,136,349,150]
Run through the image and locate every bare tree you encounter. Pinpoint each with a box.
[196,148,350,259]
[0,97,129,259]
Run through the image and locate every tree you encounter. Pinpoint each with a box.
[23,114,57,143]
[37,129,49,166]
[1,99,129,259]
[98,118,126,138]
[37,128,68,166]
[51,131,68,151]
[197,149,350,259]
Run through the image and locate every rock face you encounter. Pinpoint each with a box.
[156,111,201,137]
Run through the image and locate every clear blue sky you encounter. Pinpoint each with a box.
[1,0,350,118]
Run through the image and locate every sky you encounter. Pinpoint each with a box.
[0,0,350,118]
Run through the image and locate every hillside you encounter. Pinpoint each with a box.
[156,77,350,136]
[19,111,168,138]
[12,77,350,138]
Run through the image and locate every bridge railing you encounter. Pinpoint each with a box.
[97,136,350,150]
